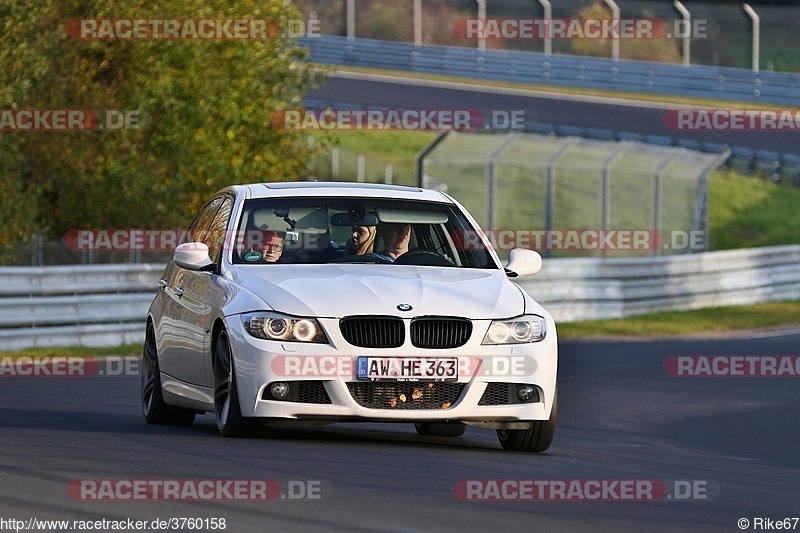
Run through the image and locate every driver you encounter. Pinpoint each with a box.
[374,223,410,262]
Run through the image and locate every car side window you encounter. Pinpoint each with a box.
[205,197,233,264]
[188,197,223,243]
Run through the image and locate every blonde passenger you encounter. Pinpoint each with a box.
[350,225,376,255]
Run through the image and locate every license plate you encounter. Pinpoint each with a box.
[357,357,459,381]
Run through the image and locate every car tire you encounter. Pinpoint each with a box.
[496,386,557,453]
[141,323,196,426]
[214,331,260,438]
[414,422,467,437]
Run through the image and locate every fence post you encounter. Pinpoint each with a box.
[692,148,731,252]
[415,130,450,187]
[743,4,760,73]
[536,0,552,57]
[476,0,486,53]
[600,142,631,257]
[673,1,691,67]
[486,133,521,231]
[603,0,620,61]
[357,153,366,182]
[544,138,579,258]
[347,0,355,41]
[332,147,340,180]
[385,163,393,184]
[652,153,680,256]
[414,0,423,47]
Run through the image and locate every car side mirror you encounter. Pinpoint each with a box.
[504,248,542,277]
[174,242,217,272]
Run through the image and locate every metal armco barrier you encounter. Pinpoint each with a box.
[300,35,800,105]
[517,245,800,322]
[0,264,163,350]
[1,245,799,349]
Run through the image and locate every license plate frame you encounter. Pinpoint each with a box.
[356,356,459,382]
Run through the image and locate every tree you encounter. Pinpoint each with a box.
[569,3,681,64]
[0,0,324,261]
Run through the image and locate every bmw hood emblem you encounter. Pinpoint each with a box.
[397,303,412,312]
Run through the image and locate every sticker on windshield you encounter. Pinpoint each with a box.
[244,250,262,262]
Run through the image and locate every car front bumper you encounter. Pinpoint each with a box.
[226,316,558,423]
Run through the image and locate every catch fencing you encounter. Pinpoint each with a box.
[418,130,729,257]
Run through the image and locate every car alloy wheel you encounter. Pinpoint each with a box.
[214,330,261,437]
[497,386,557,453]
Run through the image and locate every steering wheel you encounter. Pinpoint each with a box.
[393,249,456,266]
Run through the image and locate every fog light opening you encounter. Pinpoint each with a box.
[517,384,536,402]
[270,382,289,399]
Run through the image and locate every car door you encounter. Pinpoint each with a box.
[157,196,225,386]
[170,195,234,387]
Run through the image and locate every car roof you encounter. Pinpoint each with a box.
[228,182,454,203]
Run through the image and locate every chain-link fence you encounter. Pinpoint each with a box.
[0,132,728,265]
[420,130,729,257]
[0,236,174,267]
[294,0,800,72]
[310,146,415,186]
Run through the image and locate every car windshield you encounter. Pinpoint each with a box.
[231,197,498,269]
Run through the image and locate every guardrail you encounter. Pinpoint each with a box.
[1,245,799,349]
[517,245,800,322]
[300,35,800,106]
[0,264,163,350]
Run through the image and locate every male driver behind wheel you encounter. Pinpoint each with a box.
[374,223,411,262]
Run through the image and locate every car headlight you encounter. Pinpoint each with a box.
[242,313,328,343]
[482,316,546,344]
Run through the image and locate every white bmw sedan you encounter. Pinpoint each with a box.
[142,182,558,452]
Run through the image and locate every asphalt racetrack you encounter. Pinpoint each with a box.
[1,333,798,532]
[308,73,800,154]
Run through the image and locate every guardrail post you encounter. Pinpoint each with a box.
[603,0,620,61]
[332,147,340,180]
[743,4,760,73]
[536,0,552,57]
[673,1,691,67]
